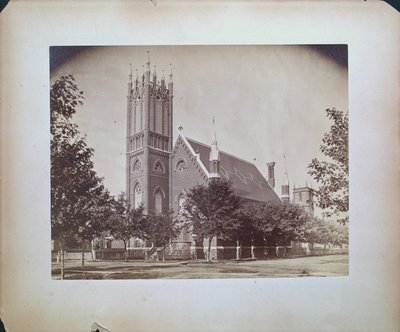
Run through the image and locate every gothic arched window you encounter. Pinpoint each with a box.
[155,101,163,134]
[134,182,143,209]
[135,102,142,133]
[178,193,186,215]
[132,158,142,173]
[154,190,163,215]
[176,159,186,172]
[153,160,165,173]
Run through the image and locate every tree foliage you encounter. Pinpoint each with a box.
[74,188,115,265]
[109,197,147,260]
[305,218,348,249]
[147,210,181,248]
[51,75,102,240]
[51,75,106,276]
[308,108,349,224]
[239,201,311,246]
[183,178,242,260]
[146,210,182,261]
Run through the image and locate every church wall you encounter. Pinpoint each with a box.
[146,149,170,212]
[171,138,209,213]
[171,138,209,256]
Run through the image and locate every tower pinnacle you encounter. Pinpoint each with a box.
[146,51,150,70]
[211,116,217,146]
[128,63,133,81]
[283,154,289,186]
[169,63,173,82]
[209,117,220,179]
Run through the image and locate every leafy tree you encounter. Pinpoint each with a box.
[109,197,147,261]
[308,108,349,224]
[235,201,268,259]
[146,210,181,262]
[305,217,349,252]
[238,201,311,257]
[260,202,310,256]
[51,75,102,279]
[183,178,242,261]
[75,188,115,266]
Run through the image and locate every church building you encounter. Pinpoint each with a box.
[123,56,286,260]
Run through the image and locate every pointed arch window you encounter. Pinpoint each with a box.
[176,159,186,172]
[134,182,143,209]
[155,100,163,134]
[153,160,165,173]
[132,158,142,173]
[154,190,163,215]
[135,102,143,133]
[177,193,186,215]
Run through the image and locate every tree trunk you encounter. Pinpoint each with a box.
[207,237,212,262]
[251,239,255,259]
[90,240,95,261]
[236,240,240,260]
[124,241,128,262]
[323,244,326,254]
[59,238,64,280]
[81,240,85,268]
[162,248,165,262]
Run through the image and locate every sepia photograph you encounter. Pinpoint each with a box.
[50,45,349,280]
[2,1,399,331]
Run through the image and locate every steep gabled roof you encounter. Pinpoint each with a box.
[185,137,281,203]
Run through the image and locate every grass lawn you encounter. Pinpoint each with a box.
[52,254,348,279]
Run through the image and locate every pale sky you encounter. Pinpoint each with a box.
[51,45,348,213]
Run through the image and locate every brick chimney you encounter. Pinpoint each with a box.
[267,162,276,189]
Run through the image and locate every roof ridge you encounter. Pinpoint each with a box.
[186,137,258,168]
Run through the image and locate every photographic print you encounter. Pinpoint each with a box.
[50,45,349,280]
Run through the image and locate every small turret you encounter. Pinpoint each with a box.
[209,117,220,179]
[128,64,133,93]
[135,69,139,87]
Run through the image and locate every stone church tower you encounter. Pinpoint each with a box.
[126,54,173,213]
[292,184,314,217]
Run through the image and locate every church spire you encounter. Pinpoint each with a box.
[209,117,220,179]
[212,116,217,145]
[281,154,290,203]
[283,154,289,186]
